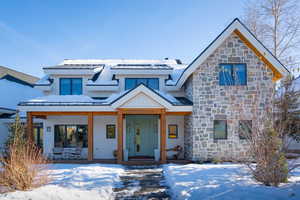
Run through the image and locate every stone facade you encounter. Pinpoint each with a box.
[184,33,275,161]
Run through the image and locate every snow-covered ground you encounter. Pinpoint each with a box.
[0,164,124,200]
[164,163,300,200]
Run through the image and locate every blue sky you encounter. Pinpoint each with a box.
[0,0,245,77]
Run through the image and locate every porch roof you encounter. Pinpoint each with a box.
[18,84,193,112]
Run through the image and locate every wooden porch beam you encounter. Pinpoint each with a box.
[30,111,117,117]
[117,111,124,163]
[166,112,192,115]
[117,108,165,115]
[88,113,94,161]
[26,112,33,142]
[160,109,167,163]
[31,112,90,116]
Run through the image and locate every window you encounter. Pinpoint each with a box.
[213,120,227,140]
[59,78,82,95]
[54,125,87,148]
[219,64,247,86]
[33,124,43,148]
[239,120,252,140]
[125,78,159,90]
[106,124,116,139]
[168,124,178,139]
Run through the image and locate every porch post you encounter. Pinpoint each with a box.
[160,109,167,163]
[26,112,33,142]
[117,111,123,163]
[88,112,94,161]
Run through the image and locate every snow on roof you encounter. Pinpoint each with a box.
[166,64,188,85]
[0,79,43,110]
[19,93,126,106]
[60,59,179,66]
[87,65,118,85]
[111,64,173,70]
[35,75,51,85]
[27,95,96,103]
[154,90,183,105]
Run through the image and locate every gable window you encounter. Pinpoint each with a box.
[239,120,252,140]
[125,78,159,90]
[168,124,178,139]
[213,120,227,140]
[219,64,247,86]
[106,124,116,139]
[54,125,88,148]
[60,78,82,95]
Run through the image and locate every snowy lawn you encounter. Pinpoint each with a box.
[164,163,300,200]
[0,164,124,200]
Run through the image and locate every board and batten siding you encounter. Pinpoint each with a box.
[166,115,184,159]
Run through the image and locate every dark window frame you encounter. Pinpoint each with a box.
[33,123,43,148]
[239,120,252,140]
[59,78,83,95]
[54,124,88,148]
[213,120,228,140]
[168,124,178,139]
[219,63,247,86]
[125,78,159,90]
[106,124,116,139]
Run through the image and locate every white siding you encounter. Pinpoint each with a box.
[120,93,163,108]
[43,115,118,159]
[166,115,184,159]
[93,116,117,159]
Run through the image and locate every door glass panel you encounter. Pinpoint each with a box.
[135,128,141,152]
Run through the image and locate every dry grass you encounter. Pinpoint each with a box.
[0,141,49,192]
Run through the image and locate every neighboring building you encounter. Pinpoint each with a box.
[18,18,289,163]
[0,66,42,149]
[287,76,300,151]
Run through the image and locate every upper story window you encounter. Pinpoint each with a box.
[59,78,82,95]
[125,78,159,90]
[219,64,247,86]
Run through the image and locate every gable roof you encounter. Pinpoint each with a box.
[169,18,289,88]
[0,66,39,86]
[111,84,188,109]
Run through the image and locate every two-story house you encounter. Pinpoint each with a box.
[18,18,289,163]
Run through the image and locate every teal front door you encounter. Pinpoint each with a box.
[126,115,158,157]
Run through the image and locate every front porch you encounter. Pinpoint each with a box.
[26,109,191,164]
[21,84,193,163]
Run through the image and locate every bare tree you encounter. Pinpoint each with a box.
[243,0,300,70]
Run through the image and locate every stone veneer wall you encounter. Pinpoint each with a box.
[184,32,275,161]
[184,76,193,159]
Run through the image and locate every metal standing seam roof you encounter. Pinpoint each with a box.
[19,84,193,107]
[111,64,173,70]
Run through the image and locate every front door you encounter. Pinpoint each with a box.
[126,115,158,157]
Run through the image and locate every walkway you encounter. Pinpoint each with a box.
[114,165,171,200]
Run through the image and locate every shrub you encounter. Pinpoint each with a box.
[249,127,288,186]
[0,114,49,192]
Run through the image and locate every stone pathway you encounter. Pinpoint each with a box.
[113,165,171,200]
